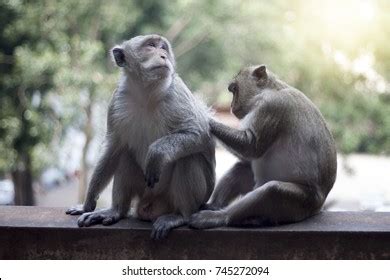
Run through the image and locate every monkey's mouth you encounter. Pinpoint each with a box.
[151,65,170,71]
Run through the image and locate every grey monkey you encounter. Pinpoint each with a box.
[190,65,337,228]
[66,34,215,239]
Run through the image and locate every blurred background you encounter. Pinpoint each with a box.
[0,0,389,211]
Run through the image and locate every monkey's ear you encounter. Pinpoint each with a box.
[112,47,126,67]
[252,65,267,80]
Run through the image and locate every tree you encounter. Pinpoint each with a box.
[0,1,59,204]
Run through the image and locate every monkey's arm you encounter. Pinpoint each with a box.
[82,97,127,209]
[144,130,209,187]
[66,140,123,215]
[85,143,123,202]
[210,119,260,159]
[67,97,124,214]
[211,97,284,160]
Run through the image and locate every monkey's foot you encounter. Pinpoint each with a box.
[151,214,186,240]
[77,208,122,227]
[189,210,228,229]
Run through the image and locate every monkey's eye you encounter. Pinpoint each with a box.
[161,44,167,51]
[147,42,156,48]
[228,83,238,94]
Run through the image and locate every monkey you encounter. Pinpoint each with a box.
[66,34,215,240]
[189,65,337,229]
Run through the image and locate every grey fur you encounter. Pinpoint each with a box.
[66,35,215,239]
[190,65,337,229]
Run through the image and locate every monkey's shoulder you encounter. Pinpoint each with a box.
[170,75,210,123]
[252,89,290,114]
[172,74,188,90]
[259,87,316,114]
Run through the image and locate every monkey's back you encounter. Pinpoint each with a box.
[288,88,336,189]
[253,87,337,196]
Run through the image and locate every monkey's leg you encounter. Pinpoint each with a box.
[203,161,254,210]
[66,144,123,215]
[190,180,322,229]
[77,152,145,227]
[151,156,211,239]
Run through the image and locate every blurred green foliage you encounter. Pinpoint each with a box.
[0,0,389,178]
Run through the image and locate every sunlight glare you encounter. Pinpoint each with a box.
[307,0,377,43]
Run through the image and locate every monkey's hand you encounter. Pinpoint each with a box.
[65,200,97,215]
[144,146,169,188]
[208,118,217,130]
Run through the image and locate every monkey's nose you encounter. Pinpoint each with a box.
[160,54,167,60]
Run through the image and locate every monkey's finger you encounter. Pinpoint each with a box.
[78,213,100,227]
[151,226,160,240]
[152,224,170,240]
[102,214,119,226]
[77,214,88,227]
[84,214,104,227]
[66,208,83,215]
[151,229,157,240]
[102,217,113,225]
[158,228,169,240]
[77,213,93,227]
[151,225,162,240]
[155,230,163,240]
[152,228,164,240]
[68,210,82,215]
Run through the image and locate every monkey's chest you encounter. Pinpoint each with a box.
[122,110,168,169]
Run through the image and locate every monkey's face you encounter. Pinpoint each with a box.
[112,35,175,83]
[228,81,246,119]
[228,65,268,119]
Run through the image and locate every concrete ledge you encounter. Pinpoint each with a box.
[0,206,389,259]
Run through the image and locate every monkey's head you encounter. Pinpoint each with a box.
[228,65,269,119]
[111,34,175,86]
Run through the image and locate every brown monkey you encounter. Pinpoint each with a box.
[190,65,337,228]
[66,35,215,239]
